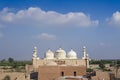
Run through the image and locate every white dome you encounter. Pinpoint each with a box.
[45,49,54,59]
[67,49,77,59]
[55,48,66,59]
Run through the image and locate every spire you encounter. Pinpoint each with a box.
[71,48,73,51]
[59,47,62,50]
[47,48,52,52]
[59,46,62,50]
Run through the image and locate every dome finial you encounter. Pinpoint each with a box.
[48,48,51,51]
[71,48,74,51]
[59,46,62,50]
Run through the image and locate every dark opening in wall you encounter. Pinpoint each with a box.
[74,71,76,76]
[61,72,64,76]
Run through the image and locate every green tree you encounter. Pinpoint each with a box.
[8,57,14,63]
[1,59,6,63]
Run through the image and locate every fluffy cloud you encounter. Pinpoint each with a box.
[107,11,120,27]
[0,7,99,28]
[35,33,56,40]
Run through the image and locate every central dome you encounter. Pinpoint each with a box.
[55,48,66,59]
[67,49,77,59]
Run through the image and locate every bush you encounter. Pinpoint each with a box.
[99,62,105,70]
[3,75,11,80]
[87,68,93,72]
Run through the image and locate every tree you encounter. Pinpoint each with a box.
[1,59,6,63]
[8,57,14,63]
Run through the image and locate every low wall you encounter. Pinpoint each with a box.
[0,72,27,80]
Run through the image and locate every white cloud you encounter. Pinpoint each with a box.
[0,33,3,38]
[107,11,120,27]
[0,7,99,28]
[35,33,56,40]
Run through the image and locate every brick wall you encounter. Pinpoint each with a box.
[38,66,86,80]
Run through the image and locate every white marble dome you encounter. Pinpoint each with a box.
[55,48,66,59]
[45,49,54,59]
[67,49,77,59]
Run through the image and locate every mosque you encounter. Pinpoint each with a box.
[25,46,90,80]
[32,46,90,70]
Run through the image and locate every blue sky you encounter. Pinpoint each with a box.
[0,0,120,60]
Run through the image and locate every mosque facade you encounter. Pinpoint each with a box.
[32,46,90,71]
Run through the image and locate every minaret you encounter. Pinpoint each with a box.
[32,47,38,71]
[82,46,89,68]
[82,46,87,59]
[32,47,37,58]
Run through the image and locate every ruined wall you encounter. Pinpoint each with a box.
[0,72,27,80]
